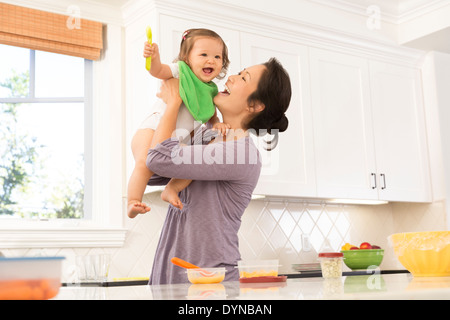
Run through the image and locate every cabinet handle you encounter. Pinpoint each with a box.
[371,173,377,189]
[380,173,386,189]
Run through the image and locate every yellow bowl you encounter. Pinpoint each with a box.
[389,231,450,277]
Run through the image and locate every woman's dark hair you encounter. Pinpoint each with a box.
[245,58,291,150]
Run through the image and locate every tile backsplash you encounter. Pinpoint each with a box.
[239,198,446,273]
[2,193,447,281]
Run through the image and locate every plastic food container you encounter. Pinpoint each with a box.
[0,256,65,300]
[318,252,343,278]
[186,268,226,284]
[237,260,279,278]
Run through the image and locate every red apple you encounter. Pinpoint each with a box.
[350,246,359,250]
[371,245,381,249]
[360,242,372,249]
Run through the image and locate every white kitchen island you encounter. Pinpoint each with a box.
[54,273,450,300]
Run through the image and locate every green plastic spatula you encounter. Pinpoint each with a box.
[145,26,152,71]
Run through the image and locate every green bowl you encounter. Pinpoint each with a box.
[341,249,384,270]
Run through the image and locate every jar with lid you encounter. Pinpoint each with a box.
[318,252,343,278]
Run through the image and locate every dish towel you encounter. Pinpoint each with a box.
[178,61,218,124]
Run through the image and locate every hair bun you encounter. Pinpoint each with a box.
[270,114,288,133]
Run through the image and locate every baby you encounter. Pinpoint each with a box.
[127,28,230,218]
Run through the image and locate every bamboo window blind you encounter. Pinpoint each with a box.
[0,3,103,60]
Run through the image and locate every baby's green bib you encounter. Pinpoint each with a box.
[178,61,218,123]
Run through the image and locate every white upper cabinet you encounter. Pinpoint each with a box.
[241,33,316,197]
[309,48,378,200]
[369,61,431,202]
[310,47,431,202]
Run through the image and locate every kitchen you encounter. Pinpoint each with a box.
[0,0,449,301]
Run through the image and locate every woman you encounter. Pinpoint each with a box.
[145,58,291,284]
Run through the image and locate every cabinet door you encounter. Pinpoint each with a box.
[240,33,316,197]
[369,61,431,202]
[310,48,378,200]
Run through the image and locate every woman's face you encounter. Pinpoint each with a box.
[214,64,266,118]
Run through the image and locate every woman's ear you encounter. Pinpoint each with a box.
[254,103,265,113]
[248,102,265,113]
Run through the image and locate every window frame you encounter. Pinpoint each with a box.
[0,48,92,221]
[0,41,127,248]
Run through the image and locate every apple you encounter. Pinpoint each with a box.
[359,242,372,249]
[350,246,359,250]
[371,245,381,249]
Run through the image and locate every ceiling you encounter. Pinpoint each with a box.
[318,0,450,53]
[86,0,443,18]
[337,0,439,15]
[87,0,132,7]
[87,0,450,53]
[86,0,435,12]
[310,0,448,23]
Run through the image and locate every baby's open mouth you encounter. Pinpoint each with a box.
[203,68,213,75]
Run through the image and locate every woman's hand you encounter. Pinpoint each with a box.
[157,78,182,107]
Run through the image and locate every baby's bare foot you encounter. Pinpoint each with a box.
[127,201,151,218]
[161,187,183,210]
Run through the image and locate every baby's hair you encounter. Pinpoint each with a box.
[177,28,230,80]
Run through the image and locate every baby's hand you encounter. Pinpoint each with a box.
[212,122,231,136]
[143,42,159,59]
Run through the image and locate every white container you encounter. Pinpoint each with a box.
[0,256,65,300]
[318,252,343,278]
[237,260,279,278]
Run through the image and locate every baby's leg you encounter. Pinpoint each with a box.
[127,128,155,218]
[160,110,199,210]
[161,178,192,210]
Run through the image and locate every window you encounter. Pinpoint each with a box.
[0,44,92,220]
[0,4,125,249]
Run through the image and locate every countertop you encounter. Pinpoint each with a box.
[54,273,450,300]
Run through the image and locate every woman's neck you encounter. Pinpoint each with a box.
[217,116,249,142]
[225,128,248,141]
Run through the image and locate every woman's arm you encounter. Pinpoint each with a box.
[147,137,260,182]
[150,78,182,149]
